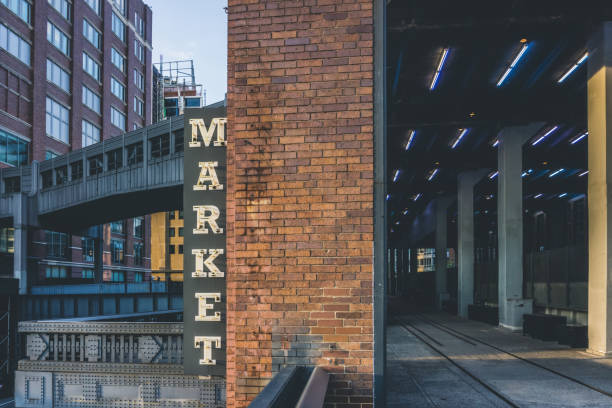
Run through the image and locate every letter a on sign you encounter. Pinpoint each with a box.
[194,161,223,191]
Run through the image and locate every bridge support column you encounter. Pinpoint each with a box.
[13,195,28,295]
[497,124,541,330]
[457,171,486,318]
[94,226,104,283]
[435,197,453,309]
[587,22,612,355]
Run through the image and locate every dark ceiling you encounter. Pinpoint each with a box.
[386,0,603,237]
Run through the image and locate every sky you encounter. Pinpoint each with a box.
[146,0,228,104]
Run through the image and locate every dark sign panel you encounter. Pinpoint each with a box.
[183,106,227,377]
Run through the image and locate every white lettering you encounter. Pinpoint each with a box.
[194,336,222,365]
[189,118,227,148]
[195,293,222,322]
[192,249,224,278]
[193,205,223,234]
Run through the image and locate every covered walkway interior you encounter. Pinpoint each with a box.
[385,0,612,354]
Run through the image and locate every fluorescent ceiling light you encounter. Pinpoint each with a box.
[497,43,529,87]
[427,168,439,181]
[578,170,589,177]
[386,194,391,201]
[430,48,449,91]
[548,168,564,178]
[402,209,409,215]
[412,193,422,202]
[570,131,588,145]
[451,128,469,149]
[558,193,568,198]
[489,171,498,180]
[393,169,400,182]
[532,126,559,146]
[534,193,543,199]
[492,139,500,147]
[405,130,416,151]
[558,52,588,84]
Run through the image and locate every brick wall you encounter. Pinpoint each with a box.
[226,1,375,406]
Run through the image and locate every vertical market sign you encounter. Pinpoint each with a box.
[183,107,227,377]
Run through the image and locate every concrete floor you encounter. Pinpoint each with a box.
[387,313,612,408]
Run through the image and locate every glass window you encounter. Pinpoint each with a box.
[111,48,125,72]
[46,230,68,258]
[178,227,184,237]
[82,120,100,147]
[178,245,184,254]
[82,269,94,279]
[134,40,144,63]
[0,228,14,254]
[185,97,201,108]
[107,148,122,170]
[169,244,175,254]
[110,106,125,130]
[82,52,100,81]
[45,265,67,279]
[134,217,144,238]
[134,69,144,91]
[82,86,100,114]
[135,11,145,37]
[111,12,125,41]
[110,221,124,234]
[71,160,82,181]
[127,142,142,165]
[55,165,67,185]
[111,0,125,15]
[134,242,143,265]
[178,210,183,219]
[88,154,102,176]
[46,59,70,92]
[111,270,124,282]
[46,97,70,144]
[175,134,184,153]
[47,22,70,56]
[168,228,175,237]
[4,177,20,193]
[0,23,31,65]
[82,238,94,263]
[83,0,100,15]
[150,135,169,158]
[110,77,125,101]
[111,239,124,264]
[42,170,53,188]
[45,150,58,160]
[134,97,143,116]
[0,129,28,167]
[1,0,31,24]
[48,0,70,20]
[83,19,101,48]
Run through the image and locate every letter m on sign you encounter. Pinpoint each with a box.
[189,118,227,148]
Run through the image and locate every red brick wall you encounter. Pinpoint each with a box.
[226,1,375,406]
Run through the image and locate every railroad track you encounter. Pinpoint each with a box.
[395,314,612,408]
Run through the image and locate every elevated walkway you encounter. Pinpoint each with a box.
[387,313,612,407]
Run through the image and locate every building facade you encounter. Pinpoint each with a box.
[0,0,154,285]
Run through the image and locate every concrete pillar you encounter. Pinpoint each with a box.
[497,123,542,330]
[457,170,487,318]
[587,22,612,355]
[435,197,453,309]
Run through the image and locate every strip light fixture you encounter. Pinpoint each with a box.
[558,52,588,84]
[451,128,469,149]
[412,193,422,202]
[497,43,530,87]
[492,139,500,148]
[559,193,568,198]
[570,131,588,145]
[386,194,391,201]
[531,126,559,146]
[393,169,401,182]
[430,48,449,91]
[578,170,589,177]
[489,171,499,180]
[548,168,564,178]
[427,168,439,181]
[405,130,416,151]
[402,209,409,216]
[534,193,543,199]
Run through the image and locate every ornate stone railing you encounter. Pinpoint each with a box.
[21,321,183,367]
[15,321,225,407]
